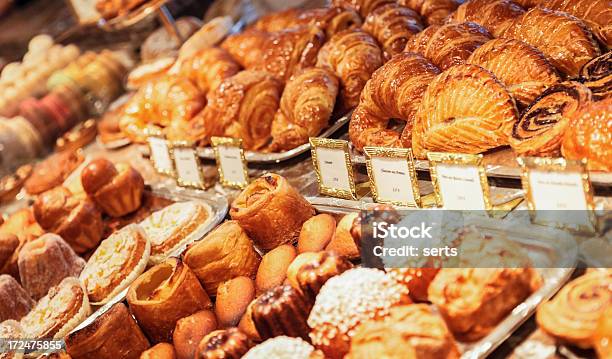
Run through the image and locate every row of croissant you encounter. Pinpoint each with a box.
[117,0,610,167]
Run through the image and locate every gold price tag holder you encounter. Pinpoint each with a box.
[147,134,175,176]
[211,137,249,189]
[364,146,421,207]
[310,138,357,200]
[517,156,597,233]
[427,152,492,211]
[170,141,205,190]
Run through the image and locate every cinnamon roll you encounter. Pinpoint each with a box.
[510,82,593,157]
[579,52,611,101]
[446,0,525,37]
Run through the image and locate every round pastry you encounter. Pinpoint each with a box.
[308,268,409,359]
[183,220,260,294]
[173,310,217,359]
[140,343,176,359]
[55,119,97,153]
[81,158,145,217]
[537,270,611,349]
[243,336,321,359]
[24,150,83,195]
[346,304,460,359]
[251,284,312,341]
[0,275,34,322]
[286,252,321,289]
[195,328,253,359]
[18,233,85,300]
[298,214,336,253]
[388,268,440,303]
[579,52,611,101]
[325,213,360,259]
[215,277,255,328]
[595,307,612,359]
[0,320,25,359]
[127,258,212,344]
[291,251,354,303]
[79,224,150,305]
[255,244,296,295]
[510,82,593,157]
[229,174,315,251]
[562,98,611,171]
[65,302,150,359]
[0,164,32,204]
[20,277,91,339]
[140,201,210,265]
[0,233,18,271]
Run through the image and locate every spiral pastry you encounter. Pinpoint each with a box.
[536,270,612,349]
[510,82,593,157]
[579,52,611,101]
[363,4,424,60]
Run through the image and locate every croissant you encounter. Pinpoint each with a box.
[331,0,395,18]
[221,27,326,81]
[178,47,241,95]
[509,82,592,157]
[316,29,384,111]
[579,52,611,101]
[251,7,362,38]
[404,22,492,71]
[413,64,519,158]
[467,38,560,108]
[349,52,441,151]
[189,70,283,150]
[538,0,612,49]
[512,0,539,7]
[501,7,601,77]
[445,0,525,37]
[562,98,612,171]
[269,68,339,152]
[398,0,464,25]
[362,4,425,60]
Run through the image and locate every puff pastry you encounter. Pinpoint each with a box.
[501,7,601,77]
[446,0,525,37]
[331,0,394,18]
[178,47,240,95]
[404,22,492,71]
[349,52,441,151]
[252,7,362,38]
[413,64,519,158]
[579,52,611,101]
[398,0,463,25]
[363,4,424,59]
[467,38,560,108]
[316,29,384,111]
[269,67,339,152]
[510,82,592,157]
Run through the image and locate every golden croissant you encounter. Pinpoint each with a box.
[362,4,424,60]
[501,7,601,77]
[467,38,560,109]
[316,29,384,111]
[178,47,240,95]
[251,7,362,38]
[413,64,519,158]
[445,0,525,37]
[350,52,441,151]
[398,0,463,25]
[269,68,339,152]
[404,22,492,71]
[331,0,395,18]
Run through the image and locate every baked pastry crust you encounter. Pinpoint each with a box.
[446,0,525,37]
[0,275,34,322]
[331,0,394,18]
[178,47,240,95]
[65,302,150,359]
[388,268,440,303]
[80,224,150,305]
[398,0,463,25]
[24,150,83,195]
[595,307,612,359]
[0,233,18,272]
[251,285,312,341]
[0,208,44,277]
[127,258,212,343]
[252,7,362,38]
[363,4,424,59]
[291,251,354,303]
[140,343,176,359]
[579,52,611,101]
[230,174,315,251]
[196,328,253,359]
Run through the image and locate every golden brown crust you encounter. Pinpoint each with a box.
[215,277,255,328]
[173,310,217,359]
[446,0,525,37]
[252,7,362,38]
[24,150,83,195]
[388,268,440,303]
[331,0,395,18]
[398,0,463,25]
[0,233,18,271]
[579,52,612,101]
[255,245,296,295]
[298,214,336,253]
[363,4,424,59]
[229,174,315,251]
[595,307,612,359]
[140,343,176,359]
[293,251,354,303]
[195,328,253,359]
[325,213,360,260]
[251,285,312,341]
[501,7,601,77]
[0,208,44,277]
[349,52,440,151]
[178,47,241,94]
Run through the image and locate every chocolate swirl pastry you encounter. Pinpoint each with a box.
[579,52,611,101]
[509,82,593,157]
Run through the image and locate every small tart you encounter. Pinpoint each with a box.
[139,201,209,265]
[20,277,90,339]
[79,224,150,305]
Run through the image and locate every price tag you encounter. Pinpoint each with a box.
[427,152,491,210]
[364,147,420,207]
[211,137,249,189]
[147,136,174,176]
[310,138,356,200]
[171,142,205,189]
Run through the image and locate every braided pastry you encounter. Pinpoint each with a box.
[363,4,424,60]
[251,7,362,38]
[398,0,463,25]
[445,0,525,37]
[349,53,441,151]
[579,52,611,100]
[178,47,240,94]
[316,29,384,111]
[413,64,518,158]
[331,0,395,18]
[509,81,592,157]
[404,22,492,71]
[467,38,560,108]
[501,7,601,77]
[269,68,339,152]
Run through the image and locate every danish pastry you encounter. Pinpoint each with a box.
[398,0,463,25]
[446,0,525,37]
[362,4,424,59]
[579,52,611,101]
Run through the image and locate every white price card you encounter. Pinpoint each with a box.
[310,138,356,200]
[211,137,249,189]
[171,144,205,189]
[147,136,174,176]
[364,147,420,207]
[428,152,491,211]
